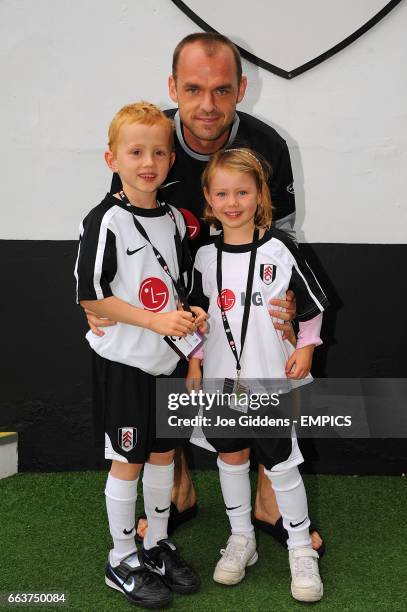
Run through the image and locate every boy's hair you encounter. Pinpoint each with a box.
[172,32,242,84]
[202,148,273,229]
[108,101,174,154]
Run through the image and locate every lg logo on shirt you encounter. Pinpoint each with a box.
[179,208,200,240]
[139,277,169,312]
[217,289,264,310]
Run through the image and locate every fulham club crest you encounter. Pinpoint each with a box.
[260,264,276,285]
[118,427,137,452]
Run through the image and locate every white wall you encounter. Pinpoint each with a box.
[1,0,406,242]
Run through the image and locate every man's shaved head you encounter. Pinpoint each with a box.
[172,32,242,84]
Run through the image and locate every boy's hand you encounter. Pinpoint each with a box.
[149,310,196,337]
[285,345,315,379]
[84,307,117,337]
[190,306,208,334]
[186,358,202,393]
[269,290,296,342]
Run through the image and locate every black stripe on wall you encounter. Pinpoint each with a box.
[1,240,406,474]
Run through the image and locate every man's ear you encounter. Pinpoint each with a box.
[105,149,118,173]
[236,75,248,104]
[169,151,176,169]
[168,75,178,103]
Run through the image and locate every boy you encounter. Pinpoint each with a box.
[74,102,204,608]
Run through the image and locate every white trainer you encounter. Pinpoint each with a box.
[289,546,323,602]
[213,534,258,585]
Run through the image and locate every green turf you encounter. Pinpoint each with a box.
[0,472,406,611]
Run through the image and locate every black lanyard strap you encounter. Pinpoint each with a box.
[118,190,191,312]
[216,229,259,375]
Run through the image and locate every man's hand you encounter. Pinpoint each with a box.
[285,345,314,379]
[149,310,196,337]
[84,307,117,337]
[190,306,208,334]
[186,358,202,393]
[268,290,296,343]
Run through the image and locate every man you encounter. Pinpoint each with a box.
[86,32,324,554]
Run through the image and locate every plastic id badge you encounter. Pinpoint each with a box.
[223,378,250,414]
[164,331,204,360]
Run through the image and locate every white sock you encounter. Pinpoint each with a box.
[143,462,174,550]
[217,457,254,538]
[105,472,138,566]
[265,465,311,550]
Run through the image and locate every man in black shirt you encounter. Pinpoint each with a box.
[87,32,324,554]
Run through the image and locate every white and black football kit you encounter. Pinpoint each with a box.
[189,228,329,467]
[112,110,296,255]
[75,193,191,462]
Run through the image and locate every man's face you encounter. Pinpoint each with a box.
[168,43,247,152]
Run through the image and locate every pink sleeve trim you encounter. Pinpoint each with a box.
[297,313,323,349]
[190,346,204,360]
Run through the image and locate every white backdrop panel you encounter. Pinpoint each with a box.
[0,0,406,242]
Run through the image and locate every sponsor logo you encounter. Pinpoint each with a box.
[144,558,166,576]
[118,427,137,452]
[139,277,169,312]
[217,289,236,311]
[123,577,136,592]
[286,182,295,195]
[123,527,134,535]
[226,505,241,511]
[241,291,263,306]
[110,568,135,592]
[290,518,307,528]
[179,208,201,239]
[126,245,146,256]
[155,506,170,513]
[260,263,276,285]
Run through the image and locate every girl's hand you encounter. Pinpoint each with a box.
[149,310,196,337]
[186,358,202,392]
[190,306,208,334]
[285,345,315,379]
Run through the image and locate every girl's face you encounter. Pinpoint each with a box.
[205,167,261,232]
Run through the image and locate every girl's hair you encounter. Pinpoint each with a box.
[108,101,174,154]
[201,148,273,229]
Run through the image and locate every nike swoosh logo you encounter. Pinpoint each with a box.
[123,527,134,535]
[226,505,241,511]
[160,180,181,188]
[110,569,135,592]
[155,506,170,513]
[290,518,307,528]
[144,559,165,575]
[126,246,146,256]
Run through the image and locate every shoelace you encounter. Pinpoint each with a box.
[293,555,315,579]
[220,541,247,562]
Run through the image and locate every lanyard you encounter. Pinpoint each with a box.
[118,190,191,312]
[216,228,259,378]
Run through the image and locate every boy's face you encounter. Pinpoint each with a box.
[105,122,175,199]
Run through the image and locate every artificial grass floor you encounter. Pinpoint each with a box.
[0,472,406,612]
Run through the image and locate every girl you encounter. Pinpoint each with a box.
[187,148,328,603]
